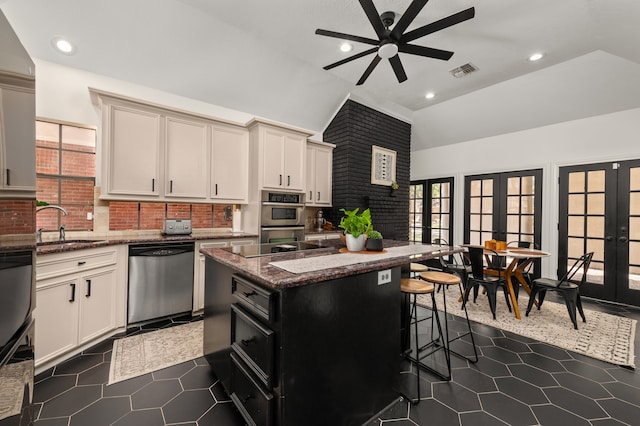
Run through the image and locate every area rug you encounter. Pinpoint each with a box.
[108,321,203,385]
[416,292,636,368]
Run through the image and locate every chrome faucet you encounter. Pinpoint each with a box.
[36,205,69,243]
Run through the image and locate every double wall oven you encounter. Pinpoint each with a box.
[260,191,305,243]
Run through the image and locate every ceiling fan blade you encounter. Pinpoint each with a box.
[356,55,382,85]
[401,7,475,43]
[399,44,454,61]
[389,55,407,83]
[323,47,378,70]
[359,0,385,39]
[315,29,379,46]
[390,0,429,40]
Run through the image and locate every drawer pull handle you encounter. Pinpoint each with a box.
[78,261,86,266]
[241,337,254,347]
[86,279,92,297]
[69,283,76,302]
[243,291,256,298]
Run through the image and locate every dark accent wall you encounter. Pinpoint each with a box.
[324,100,410,241]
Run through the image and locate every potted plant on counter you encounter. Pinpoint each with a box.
[339,207,372,252]
[365,229,384,252]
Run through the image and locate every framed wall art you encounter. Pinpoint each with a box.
[371,145,396,186]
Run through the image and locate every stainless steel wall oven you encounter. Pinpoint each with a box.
[260,191,305,243]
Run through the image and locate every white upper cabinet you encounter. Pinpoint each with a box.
[105,103,161,197]
[166,116,208,199]
[94,91,250,203]
[251,121,309,193]
[306,141,334,206]
[0,84,36,195]
[211,123,248,203]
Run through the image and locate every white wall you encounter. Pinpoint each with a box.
[410,107,640,276]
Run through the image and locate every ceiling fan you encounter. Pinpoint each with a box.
[315,0,475,85]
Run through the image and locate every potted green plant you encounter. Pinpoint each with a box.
[365,229,384,252]
[339,207,372,252]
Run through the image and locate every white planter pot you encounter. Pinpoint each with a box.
[345,234,366,252]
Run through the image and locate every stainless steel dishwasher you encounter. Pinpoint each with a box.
[128,242,194,325]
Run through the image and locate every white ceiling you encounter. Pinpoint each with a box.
[2,0,640,150]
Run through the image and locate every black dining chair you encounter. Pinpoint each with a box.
[525,252,594,329]
[464,247,513,319]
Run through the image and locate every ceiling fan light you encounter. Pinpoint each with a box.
[340,43,353,53]
[378,43,398,59]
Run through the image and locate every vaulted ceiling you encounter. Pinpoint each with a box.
[2,0,640,150]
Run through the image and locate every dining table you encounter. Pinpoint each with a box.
[461,245,550,319]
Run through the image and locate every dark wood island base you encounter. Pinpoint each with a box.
[202,241,460,426]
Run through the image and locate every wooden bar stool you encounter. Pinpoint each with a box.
[419,271,478,368]
[409,262,428,278]
[400,278,447,403]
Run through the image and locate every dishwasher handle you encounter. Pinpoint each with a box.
[135,248,191,256]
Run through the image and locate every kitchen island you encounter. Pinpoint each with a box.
[201,240,460,426]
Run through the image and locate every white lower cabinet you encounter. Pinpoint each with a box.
[193,238,256,312]
[35,246,127,370]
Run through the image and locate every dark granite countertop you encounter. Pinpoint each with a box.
[35,231,258,255]
[201,239,462,289]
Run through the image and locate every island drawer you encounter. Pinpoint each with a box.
[232,274,277,322]
[231,304,275,388]
[230,352,274,426]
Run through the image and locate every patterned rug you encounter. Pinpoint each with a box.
[417,291,636,368]
[108,321,203,385]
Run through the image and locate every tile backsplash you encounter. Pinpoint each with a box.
[108,201,233,231]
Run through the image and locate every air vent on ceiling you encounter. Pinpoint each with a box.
[449,63,479,78]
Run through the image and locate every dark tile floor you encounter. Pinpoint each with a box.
[33,297,640,426]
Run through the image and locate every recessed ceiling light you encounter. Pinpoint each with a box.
[529,52,544,62]
[52,37,76,55]
[340,43,353,53]
[425,92,435,100]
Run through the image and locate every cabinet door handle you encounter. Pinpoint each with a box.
[241,337,254,347]
[5,169,9,186]
[152,178,155,192]
[279,174,282,186]
[215,183,218,196]
[170,180,173,193]
[317,191,320,200]
[69,283,76,303]
[78,261,86,266]
[309,191,313,200]
[86,279,92,297]
[287,175,291,186]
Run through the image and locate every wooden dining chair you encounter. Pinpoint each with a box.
[464,247,513,319]
[525,252,594,329]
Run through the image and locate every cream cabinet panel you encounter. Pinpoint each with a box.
[306,142,333,206]
[78,267,118,345]
[107,105,160,196]
[33,277,79,363]
[0,85,36,194]
[211,124,248,202]
[35,246,126,369]
[166,116,208,199]
[257,124,306,192]
[193,238,256,312]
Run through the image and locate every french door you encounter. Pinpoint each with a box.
[559,160,640,306]
[409,177,454,245]
[464,169,543,276]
